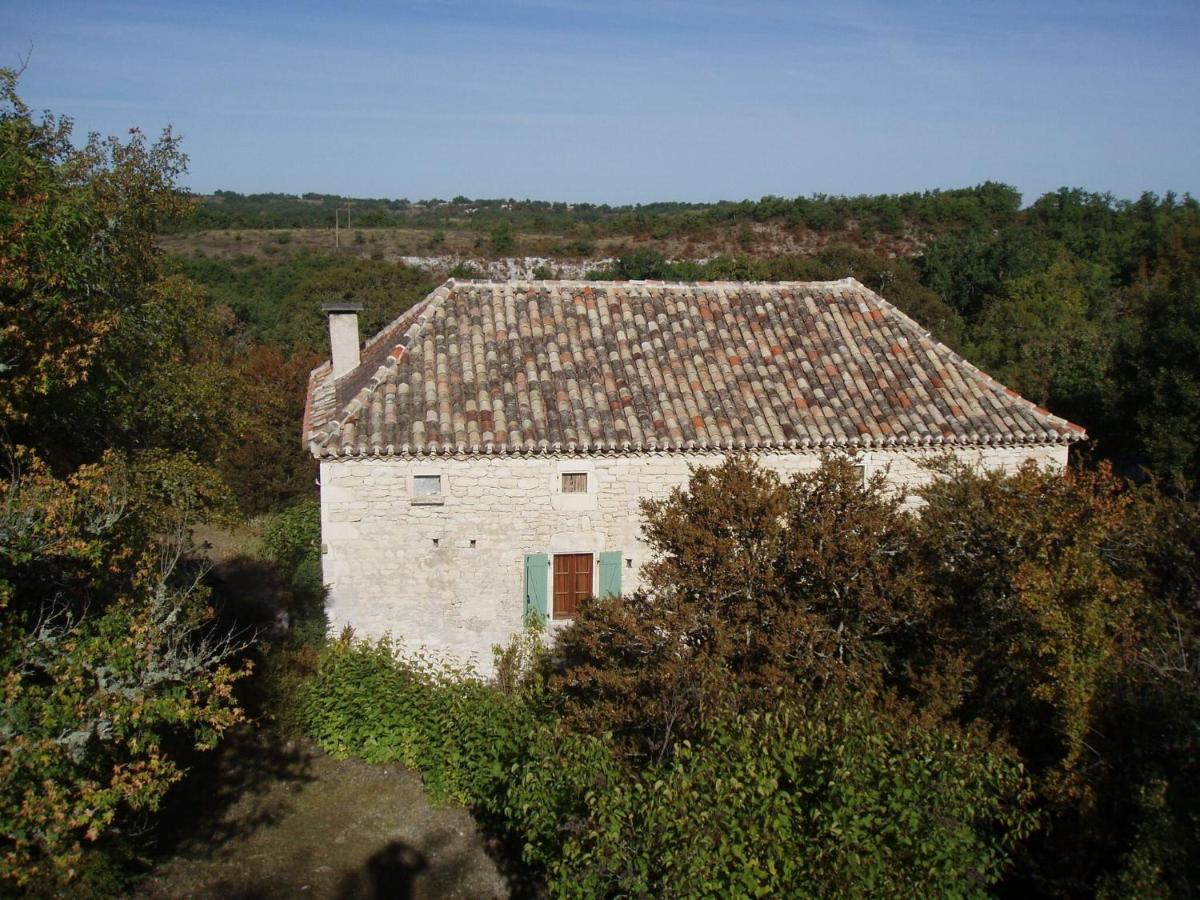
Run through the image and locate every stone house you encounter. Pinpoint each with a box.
[304,278,1085,673]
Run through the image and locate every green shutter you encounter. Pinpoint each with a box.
[598,550,622,599]
[524,553,548,624]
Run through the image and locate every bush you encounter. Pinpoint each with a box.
[302,633,1032,896]
[511,696,1035,898]
[261,499,320,574]
[260,499,325,643]
[303,635,549,812]
[490,223,515,255]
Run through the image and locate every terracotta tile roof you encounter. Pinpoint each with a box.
[303,278,1086,458]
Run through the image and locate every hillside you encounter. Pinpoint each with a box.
[165,185,1012,247]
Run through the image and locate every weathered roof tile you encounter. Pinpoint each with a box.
[303,278,1086,458]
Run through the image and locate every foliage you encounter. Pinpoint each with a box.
[0,73,250,892]
[510,697,1034,898]
[917,463,1139,780]
[302,631,1032,897]
[490,222,515,254]
[1116,222,1200,480]
[303,634,550,814]
[260,499,325,646]
[220,343,322,513]
[169,183,1026,238]
[165,253,430,510]
[966,258,1112,409]
[0,69,216,465]
[0,452,250,889]
[554,456,929,760]
[915,461,1200,894]
[915,191,1200,479]
[260,499,320,575]
[554,456,1200,895]
[170,252,433,351]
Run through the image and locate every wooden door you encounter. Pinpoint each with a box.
[553,553,593,619]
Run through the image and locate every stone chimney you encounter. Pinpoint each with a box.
[322,301,363,379]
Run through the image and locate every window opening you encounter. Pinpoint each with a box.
[561,472,588,494]
[414,474,442,496]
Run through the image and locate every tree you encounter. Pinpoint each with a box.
[220,343,322,513]
[967,257,1114,417]
[1120,223,1200,481]
[919,226,1056,320]
[553,456,930,760]
[915,461,1200,894]
[0,71,191,447]
[0,72,249,889]
[0,451,250,888]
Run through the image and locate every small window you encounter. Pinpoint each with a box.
[561,472,588,494]
[413,475,442,496]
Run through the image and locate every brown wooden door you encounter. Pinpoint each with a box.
[553,553,593,619]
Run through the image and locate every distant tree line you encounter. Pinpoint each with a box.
[170,182,1194,253]
[166,181,1031,238]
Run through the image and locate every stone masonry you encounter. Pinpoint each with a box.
[320,444,1067,675]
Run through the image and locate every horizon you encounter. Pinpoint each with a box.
[6,1,1199,205]
[191,183,1194,209]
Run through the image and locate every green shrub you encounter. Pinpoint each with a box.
[302,634,1033,896]
[509,694,1034,898]
[303,635,548,810]
[261,499,326,645]
[490,223,515,255]
[261,499,320,571]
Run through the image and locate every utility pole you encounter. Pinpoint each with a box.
[334,207,340,248]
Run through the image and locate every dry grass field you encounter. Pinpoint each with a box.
[158,220,927,266]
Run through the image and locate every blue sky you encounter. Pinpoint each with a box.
[4,0,1198,204]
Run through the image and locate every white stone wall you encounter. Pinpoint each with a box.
[319,444,1067,675]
